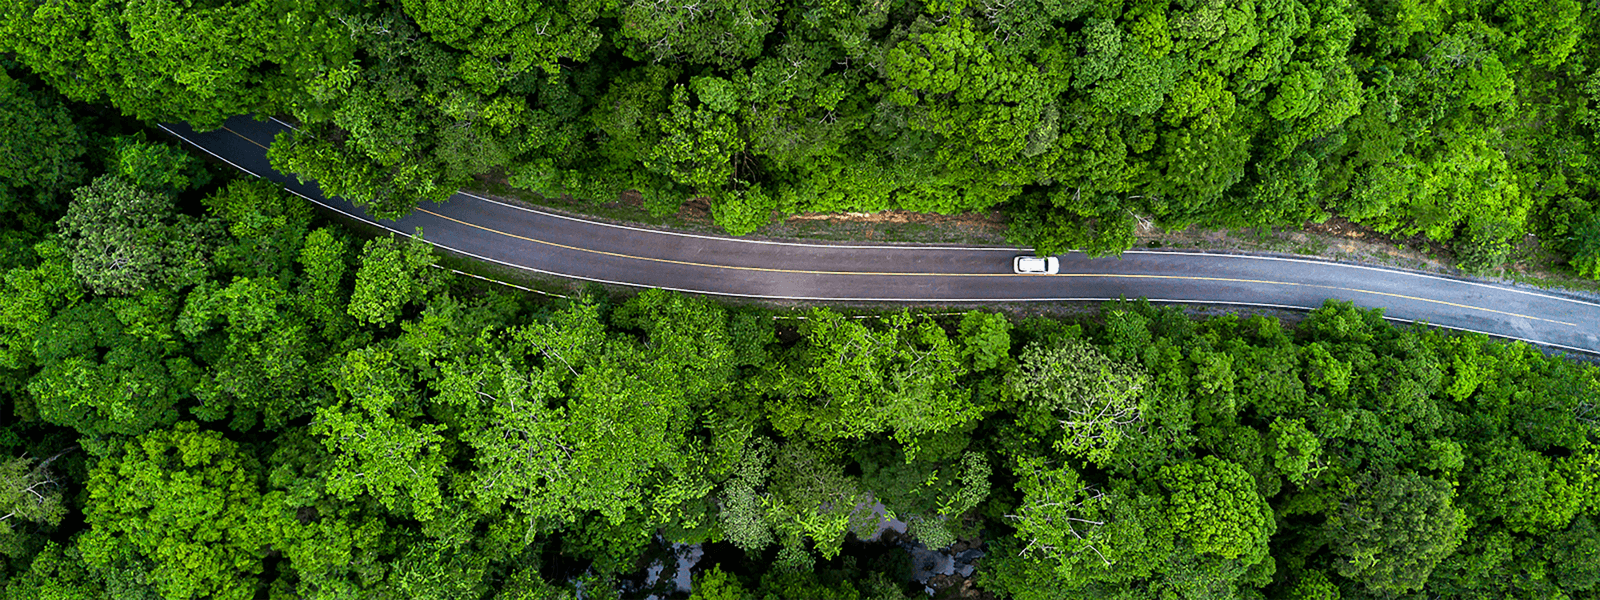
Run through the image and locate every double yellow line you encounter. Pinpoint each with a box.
[219,126,1577,328]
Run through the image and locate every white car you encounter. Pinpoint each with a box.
[1013,255,1060,274]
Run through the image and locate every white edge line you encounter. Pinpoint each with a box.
[238,119,1599,309]
[454,194,1600,310]
[1381,321,1599,356]
[463,189,1600,312]
[426,263,575,298]
[314,195,1600,357]
[252,118,1012,253]
[453,190,1024,252]
[1120,250,1600,309]
[157,124,265,179]
[165,122,1600,354]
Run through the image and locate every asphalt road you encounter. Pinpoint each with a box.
[160,116,1600,356]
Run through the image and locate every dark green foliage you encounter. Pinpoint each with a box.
[1,91,1598,597]
[0,68,85,221]
[1326,471,1464,595]
[107,135,210,194]
[1570,216,1600,278]
[0,0,358,127]
[981,299,1600,600]
[4,0,1594,274]
[5,204,1600,598]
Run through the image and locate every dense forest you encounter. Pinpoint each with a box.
[4,61,1600,600]
[2,0,1600,274]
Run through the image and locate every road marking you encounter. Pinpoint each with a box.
[454,190,1023,252]
[415,207,1578,327]
[220,125,271,151]
[426,264,569,298]
[1122,250,1600,309]
[415,207,1004,276]
[215,120,1600,311]
[463,186,1600,309]
[460,187,1600,309]
[173,121,1589,332]
[156,125,265,179]
[387,216,1600,355]
[156,125,1599,355]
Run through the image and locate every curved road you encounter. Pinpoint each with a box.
[160,116,1600,356]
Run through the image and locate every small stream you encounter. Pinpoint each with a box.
[638,542,702,599]
[632,506,985,598]
[861,510,986,597]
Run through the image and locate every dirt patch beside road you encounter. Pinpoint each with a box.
[466,177,1600,295]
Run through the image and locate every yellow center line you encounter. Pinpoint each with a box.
[203,120,1579,328]
[415,208,1577,327]
[221,126,270,151]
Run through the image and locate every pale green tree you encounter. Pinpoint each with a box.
[56,175,221,295]
[1160,456,1275,563]
[1009,339,1150,465]
[0,451,70,558]
[313,346,448,521]
[765,310,980,457]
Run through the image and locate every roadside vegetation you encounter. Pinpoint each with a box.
[2,0,1598,277]
[3,63,1600,600]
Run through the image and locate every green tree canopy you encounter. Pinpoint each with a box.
[1326,471,1465,595]
[1009,338,1150,466]
[0,69,85,219]
[56,175,220,296]
[78,422,278,600]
